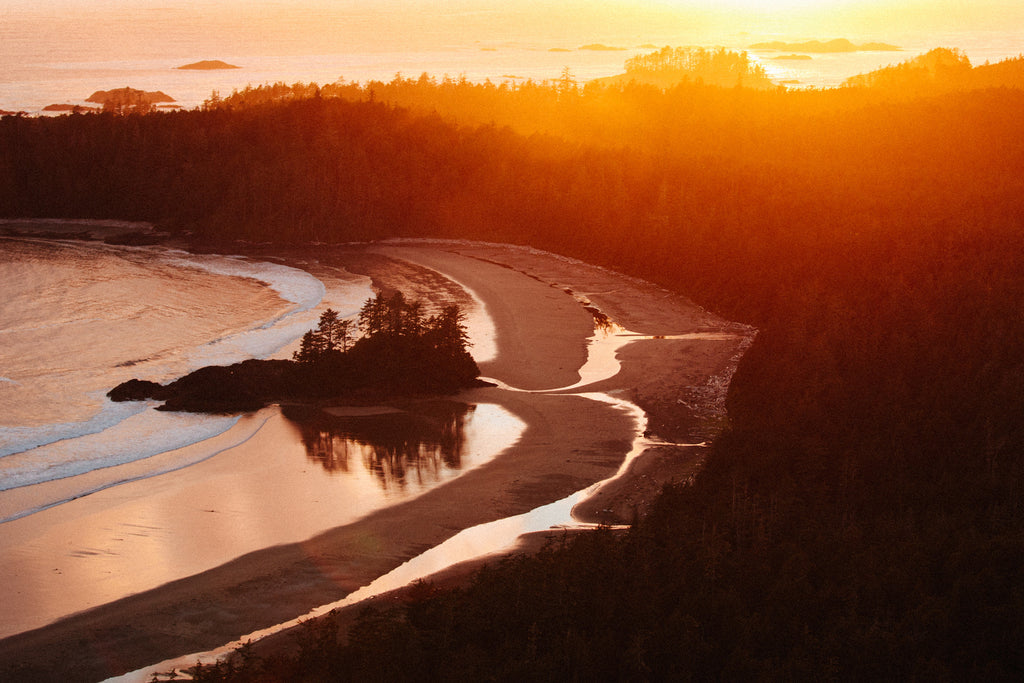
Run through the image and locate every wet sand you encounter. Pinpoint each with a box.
[0,241,751,682]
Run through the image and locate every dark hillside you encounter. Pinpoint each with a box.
[2,70,1024,677]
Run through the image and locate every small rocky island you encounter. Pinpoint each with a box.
[109,292,485,413]
[42,103,100,113]
[176,60,241,70]
[41,88,174,115]
[86,87,175,106]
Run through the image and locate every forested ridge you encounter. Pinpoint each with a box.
[3,50,1024,679]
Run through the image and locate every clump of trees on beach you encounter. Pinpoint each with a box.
[108,293,480,412]
[295,292,476,385]
[294,309,353,361]
[298,293,469,364]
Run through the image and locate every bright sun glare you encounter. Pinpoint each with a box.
[656,0,845,9]
[646,0,863,27]
[716,0,826,7]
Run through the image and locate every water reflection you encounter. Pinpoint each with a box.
[283,402,474,492]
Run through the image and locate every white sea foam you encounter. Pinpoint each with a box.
[161,251,330,366]
[0,407,239,493]
[0,398,149,461]
[165,252,325,310]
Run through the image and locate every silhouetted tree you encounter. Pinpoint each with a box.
[317,308,352,352]
[293,308,353,362]
[358,291,426,338]
[426,304,470,354]
[293,329,327,364]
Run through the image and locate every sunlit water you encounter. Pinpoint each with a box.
[0,236,527,639]
[0,401,523,640]
[2,4,1021,114]
[111,395,648,683]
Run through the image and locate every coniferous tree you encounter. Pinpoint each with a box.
[426,304,470,354]
[358,293,388,337]
[293,329,326,364]
[293,309,352,362]
[317,309,352,353]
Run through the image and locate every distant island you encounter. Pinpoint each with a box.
[109,293,484,413]
[42,103,100,112]
[593,46,775,90]
[773,54,814,61]
[83,87,175,113]
[749,38,900,53]
[86,87,175,104]
[579,43,627,51]
[175,60,241,70]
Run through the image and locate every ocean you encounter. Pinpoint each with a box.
[2,3,1022,114]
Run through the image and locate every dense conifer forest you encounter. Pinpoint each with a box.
[3,48,1024,678]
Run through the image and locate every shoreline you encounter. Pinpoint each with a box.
[0,239,752,682]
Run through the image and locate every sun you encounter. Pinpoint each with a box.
[642,0,881,34]
[667,0,851,7]
[718,0,828,7]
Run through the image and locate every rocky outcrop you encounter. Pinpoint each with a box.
[109,360,302,413]
[109,353,487,414]
[106,378,165,402]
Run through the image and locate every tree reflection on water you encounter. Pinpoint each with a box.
[283,402,474,491]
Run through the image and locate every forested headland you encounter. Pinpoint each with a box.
[3,47,1024,678]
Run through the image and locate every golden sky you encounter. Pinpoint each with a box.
[8,1,1023,56]
[17,1,1024,30]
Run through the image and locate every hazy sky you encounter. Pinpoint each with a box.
[11,1,1024,35]
[4,1,1022,59]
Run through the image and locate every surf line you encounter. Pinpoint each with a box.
[110,313,712,682]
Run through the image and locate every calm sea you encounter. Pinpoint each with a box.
[1,3,1021,114]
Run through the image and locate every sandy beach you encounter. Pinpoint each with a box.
[0,241,751,682]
